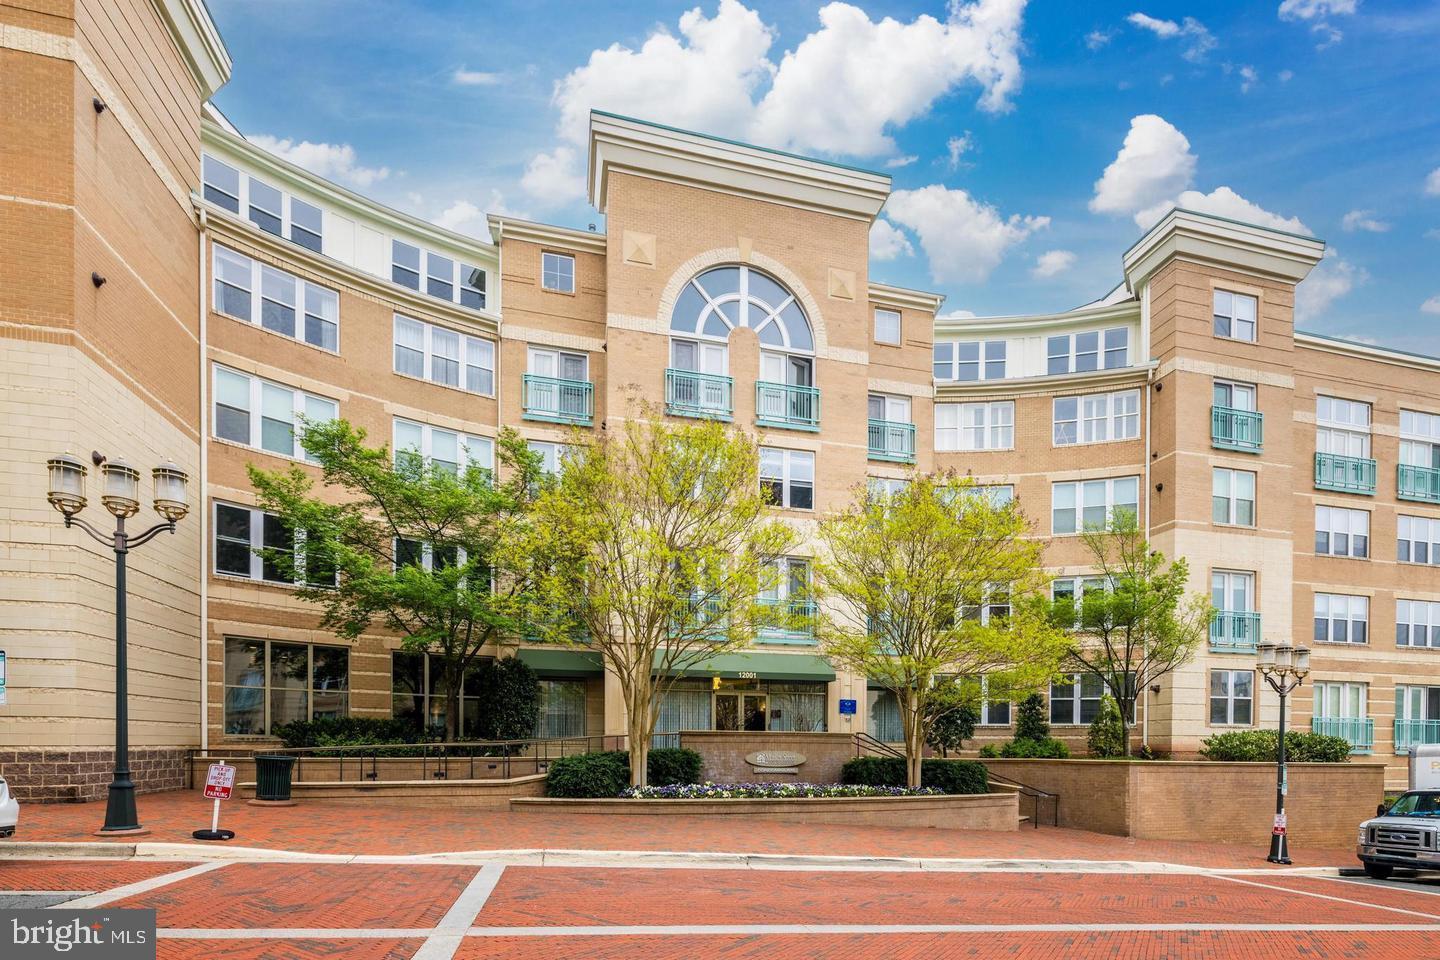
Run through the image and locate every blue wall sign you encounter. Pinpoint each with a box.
[838,698,857,715]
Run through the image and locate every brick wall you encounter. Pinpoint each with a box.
[679,731,858,784]
[0,747,188,802]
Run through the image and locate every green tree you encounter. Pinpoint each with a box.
[1087,694,1126,758]
[925,677,979,757]
[475,656,542,741]
[817,475,1069,787]
[1014,692,1050,742]
[515,412,797,786]
[248,419,545,741]
[1053,512,1213,757]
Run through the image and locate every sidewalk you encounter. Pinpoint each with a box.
[8,789,1355,869]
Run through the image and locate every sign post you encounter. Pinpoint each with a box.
[0,649,7,706]
[193,763,236,841]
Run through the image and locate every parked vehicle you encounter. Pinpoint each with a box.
[1355,744,1440,879]
[0,775,18,838]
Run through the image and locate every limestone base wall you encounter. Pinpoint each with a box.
[0,748,190,802]
[677,731,859,784]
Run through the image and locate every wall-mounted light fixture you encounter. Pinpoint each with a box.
[91,272,106,288]
[93,97,107,114]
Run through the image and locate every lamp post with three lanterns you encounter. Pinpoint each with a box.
[1257,640,1311,865]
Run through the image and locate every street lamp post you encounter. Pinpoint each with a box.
[46,451,189,835]
[1257,641,1311,865]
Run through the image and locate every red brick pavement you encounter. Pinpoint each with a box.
[1230,874,1440,914]
[0,859,197,891]
[159,941,421,960]
[111,863,477,929]
[12,789,1357,869]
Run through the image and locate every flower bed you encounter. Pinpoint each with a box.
[620,781,942,800]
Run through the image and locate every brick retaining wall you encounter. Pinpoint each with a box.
[0,748,190,802]
[678,731,859,784]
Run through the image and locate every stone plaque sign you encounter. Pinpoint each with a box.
[746,750,806,774]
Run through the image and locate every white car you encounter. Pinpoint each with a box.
[0,775,18,837]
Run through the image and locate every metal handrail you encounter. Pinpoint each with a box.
[852,731,905,760]
[985,769,1060,830]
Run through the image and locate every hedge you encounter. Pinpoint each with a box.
[622,782,943,799]
[272,716,427,749]
[839,756,988,794]
[1200,729,1352,763]
[545,748,705,798]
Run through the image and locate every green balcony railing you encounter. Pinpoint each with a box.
[1209,611,1260,653]
[665,369,733,421]
[755,382,820,431]
[1394,718,1440,754]
[522,374,594,425]
[868,419,916,463]
[1398,464,1440,504]
[1212,405,1263,453]
[1314,451,1377,494]
[1312,716,1375,755]
[758,597,818,644]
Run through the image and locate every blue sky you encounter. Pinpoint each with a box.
[209,0,1440,352]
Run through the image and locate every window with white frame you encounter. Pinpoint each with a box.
[390,239,488,310]
[213,501,334,585]
[393,418,493,479]
[224,638,348,735]
[394,537,470,574]
[212,246,339,351]
[1316,396,1372,459]
[1213,290,1258,342]
[971,676,1010,726]
[1314,681,1368,723]
[935,401,1014,451]
[874,308,901,345]
[972,484,1015,508]
[961,586,1011,625]
[202,155,241,213]
[1052,575,1108,626]
[760,447,815,510]
[527,440,567,476]
[212,365,336,461]
[1051,477,1139,535]
[760,557,811,612]
[1398,515,1440,566]
[1314,592,1369,644]
[1053,390,1139,445]
[933,340,1007,381]
[1400,410,1440,470]
[201,154,324,254]
[1046,328,1128,375]
[1213,379,1257,412]
[1050,674,1104,725]
[1397,599,1440,649]
[1211,570,1254,616]
[1209,670,1253,725]
[1212,468,1256,526]
[866,476,909,500]
[392,315,494,395]
[542,252,575,293]
[1314,505,1369,558]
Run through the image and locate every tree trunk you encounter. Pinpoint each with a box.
[445,682,461,742]
[903,695,924,789]
[1121,714,1133,757]
[627,687,651,788]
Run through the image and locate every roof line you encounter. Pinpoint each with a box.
[1123,206,1321,259]
[1297,329,1440,366]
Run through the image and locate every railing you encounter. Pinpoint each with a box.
[1209,611,1261,653]
[852,731,905,760]
[1311,716,1375,755]
[868,419,916,463]
[1211,405,1263,453]
[1398,464,1440,504]
[1314,451,1377,494]
[1394,718,1440,754]
[522,374,594,425]
[665,369,733,420]
[758,596,817,643]
[755,382,820,431]
[985,769,1060,830]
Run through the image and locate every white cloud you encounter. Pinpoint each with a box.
[1422,296,1440,316]
[885,155,919,168]
[1426,168,1440,196]
[452,67,501,86]
[1279,69,1295,82]
[1089,115,1197,218]
[433,192,530,235]
[1239,65,1258,93]
[939,308,977,319]
[1126,12,1216,62]
[520,146,587,205]
[247,135,390,188]
[946,132,975,170]
[1427,228,1440,241]
[1295,248,1366,323]
[1032,249,1076,278]
[1139,186,1309,233]
[869,218,914,261]
[885,184,1048,284]
[1278,0,1357,18]
[1341,209,1390,233]
[1085,29,1114,50]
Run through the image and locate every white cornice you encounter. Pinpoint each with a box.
[151,0,231,97]
[487,215,608,255]
[869,281,944,314]
[1296,332,1440,374]
[589,111,891,223]
[1122,208,1324,291]
[934,362,1155,400]
[934,300,1140,337]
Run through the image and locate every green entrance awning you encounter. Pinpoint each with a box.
[517,648,604,677]
[653,650,835,683]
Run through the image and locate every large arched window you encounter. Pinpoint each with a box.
[670,265,813,353]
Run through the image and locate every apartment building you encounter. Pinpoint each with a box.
[4,0,1438,801]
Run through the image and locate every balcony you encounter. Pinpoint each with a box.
[522,374,594,426]
[665,369,733,421]
[755,382,820,432]
[1314,451,1377,495]
[1395,719,1440,755]
[1211,406,1263,453]
[1398,464,1440,504]
[868,419,916,463]
[1312,716,1375,755]
[1209,611,1260,653]
[758,597,817,644]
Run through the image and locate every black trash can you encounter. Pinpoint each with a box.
[253,754,296,802]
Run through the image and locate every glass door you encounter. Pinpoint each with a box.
[743,694,767,731]
[715,693,740,731]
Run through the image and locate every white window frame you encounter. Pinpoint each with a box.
[213,500,333,586]
[212,245,339,352]
[1314,592,1369,645]
[866,476,909,500]
[392,315,495,397]
[390,239,489,311]
[201,153,326,254]
[1400,410,1440,468]
[1213,290,1258,342]
[542,252,575,293]
[1052,390,1140,446]
[1046,327,1129,376]
[393,536,472,574]
[760,447,815,510]
[527,440,568,476]
[1212,468,1257,527]
[1213,379,1257,411]
[1314,681,1368,720]
[1049,673,1104,726]
[874,308,901,345]
[1398,515,1440,566]
[1209,669,1254,726]
[935,401,1014,452]
[1316,396,1372,459]
[1397,599,1440,649]
[527,346,590,381]
[211,364,337,462]
[1211,570,1255,615]
[1314,505,1369,559]
[393,418,494,478]
[976,676,1010,726]
[1051,477,1139,535]
[933,339,1007,382]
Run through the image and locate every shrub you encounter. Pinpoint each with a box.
[925,679,979,757]
[978,744,999,758]
[272,715,426,749]
[999,737,1071,759]
[473,657,541,742]
[646,747,703,786]
[1014,693,1050,742]
[622,782,943,799]
[546,747,707,797]
[840,756,988,794]
[1200,730,1352,763]
[1087,695,1126,758]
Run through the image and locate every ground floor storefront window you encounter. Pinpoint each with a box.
[535,678,587,739]
[391,651,490,737]
[655,679,829,737]
[224,638,349,736]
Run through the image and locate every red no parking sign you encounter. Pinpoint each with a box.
[195,763,237,841]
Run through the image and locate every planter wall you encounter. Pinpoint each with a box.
[239,773,547,809]
[677,731,859,784]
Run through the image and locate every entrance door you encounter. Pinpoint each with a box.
[715,694,740,731]
[743,694,767,731]
[714,692,768,731]
[671,339,729,414]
